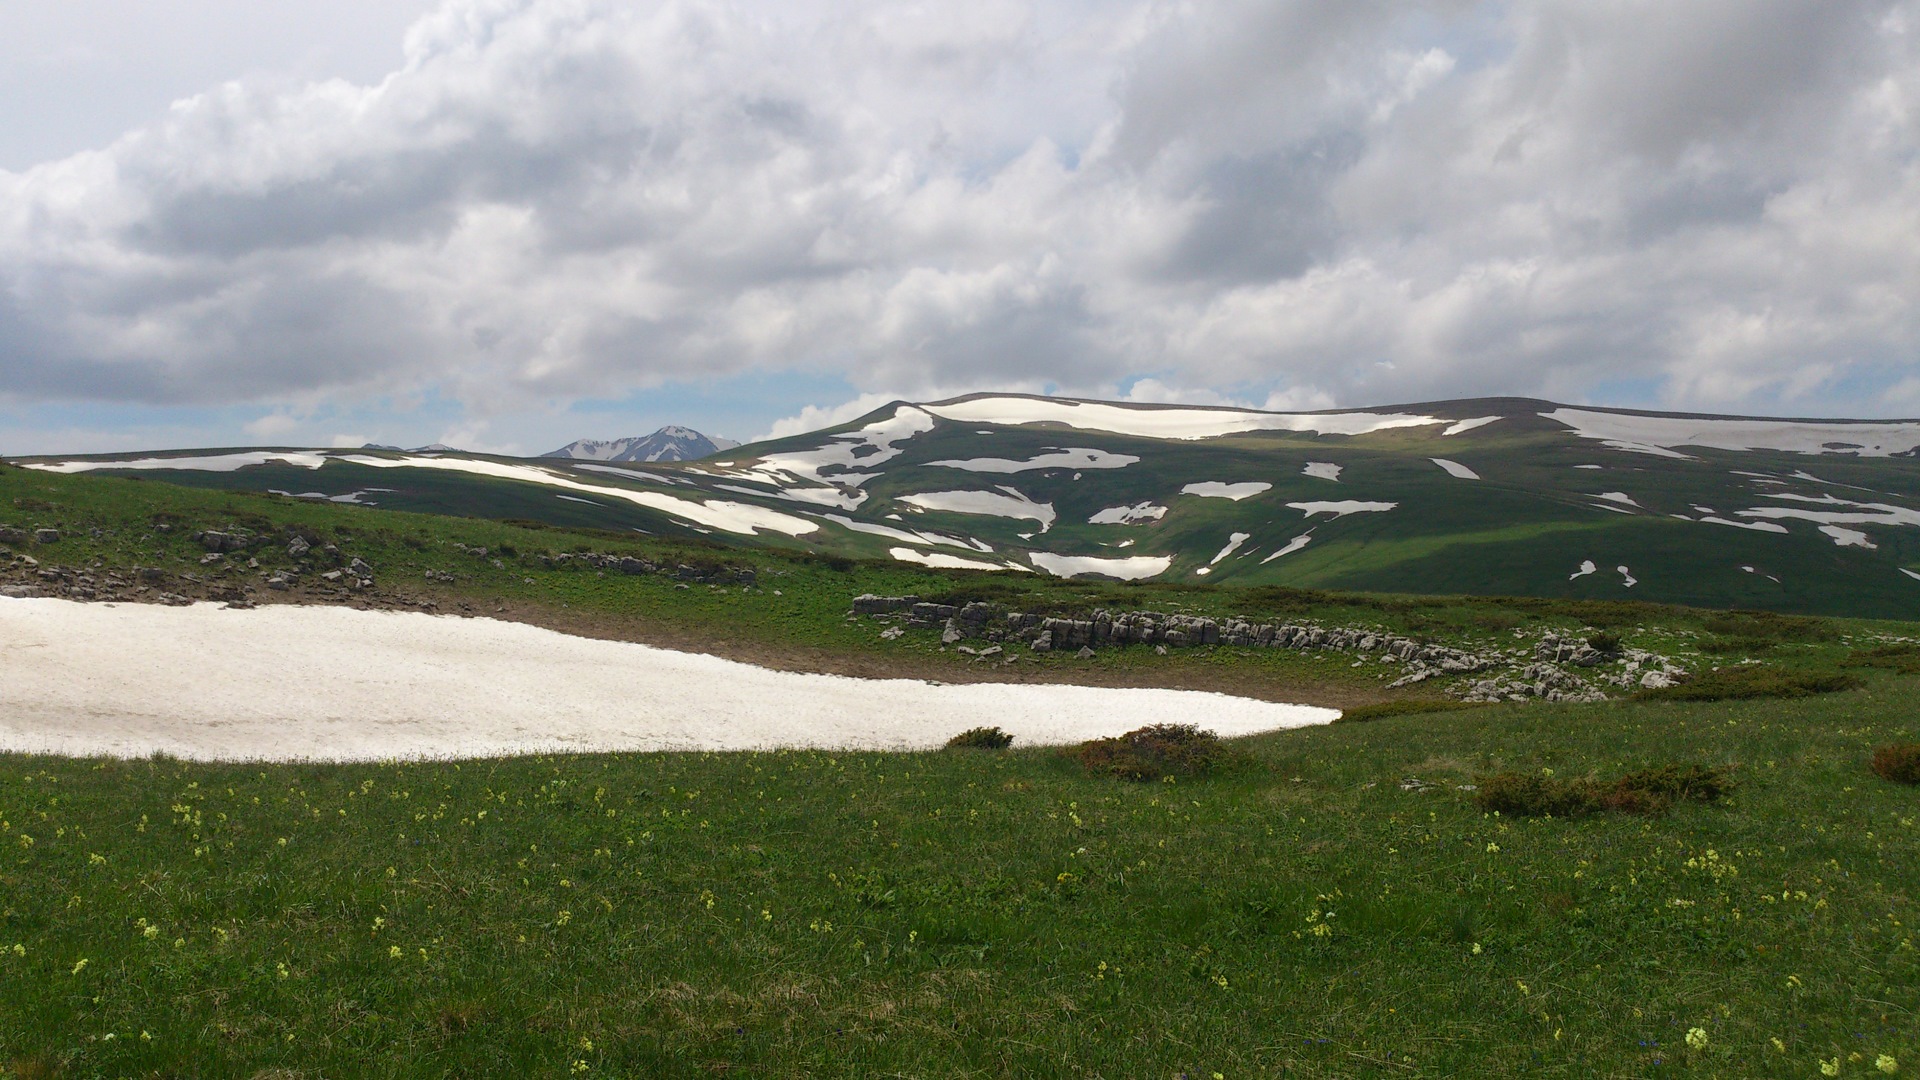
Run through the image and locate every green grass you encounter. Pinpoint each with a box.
[3,679,1918,1077]
[6,461,1920,1076]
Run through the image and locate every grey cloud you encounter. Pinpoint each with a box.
[2,0,1918,426]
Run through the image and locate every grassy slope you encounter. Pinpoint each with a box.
[3,464,1919,1077]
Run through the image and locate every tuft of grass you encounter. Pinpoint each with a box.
[1845,644,1920,675]
[1334,699,1488,724]
[1071,723,1223,780]
[1633,665,1859,702]
[945,726,1014,750]
[1473,764,1731,817]
[1871,743,1920,784]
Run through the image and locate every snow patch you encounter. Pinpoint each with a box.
[1700,516,1790,534]
[820,515,992,553]
[886,547,1014,572]
[1569,560,1597,580]
[1819,525,1877,548]
[1208,533,1252,566]
[925,447,1138,473]
[1595,491,1640,507]
[1288,500,1396,519]
[1088,502,1168,525]
[897,489,1056,531]
[1260,534,1313,563]
[1028,553,1172,581]
[1181,481,1271,501]
[1617,566,1637,588]
[0,599,1328,759]
[1430,458,1479,480]
[1302,462,1342,481]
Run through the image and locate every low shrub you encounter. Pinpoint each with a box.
[1844,644,1920,676]
[1073,723,1222,781]
[1334,700,1487,724]
[1473,764,1731,817]
[1870,744,1920,785]
[1633,666,1858,702]
[1586,631,1622,654]
[946,726,1014,750]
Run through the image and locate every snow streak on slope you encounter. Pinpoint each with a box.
[334,455,818,537]
[1287,501,1396,519]
[1442,416,1501,436]
[0,599,1329,759]
[887,547,1013,571]
[925,448,1138,473]
[1261,535,1313,562]
[819,514,992,552]
[1430,458,1479,480]
[924,397,1442,440]
[1542,408,1920,458]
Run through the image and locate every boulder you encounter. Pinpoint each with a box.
[33,529,60,544]
[287,536,311,558]
[0,526,24,544]
[1030,630,1054,652]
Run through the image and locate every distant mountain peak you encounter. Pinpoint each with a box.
[543,426,736,463]
[361,442,460,453]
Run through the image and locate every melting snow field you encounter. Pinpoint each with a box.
[1430,458,1480,480]
[0,599,1332,760]
[1181,481,1272,500]
[1288,500,1396,519]
[1302,462,1342,482]
[886,547,1015,572]
[925,397,1442,440]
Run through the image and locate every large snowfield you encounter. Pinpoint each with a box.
[0,598,1337,761]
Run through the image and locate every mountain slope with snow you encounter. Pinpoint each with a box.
[544,426,737,463]
[18,393,1920,618]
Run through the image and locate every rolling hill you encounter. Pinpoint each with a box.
[15,393,1920,617]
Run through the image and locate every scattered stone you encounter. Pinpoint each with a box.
[349,557,373,577]
[199,553,224,565]
[0,584,40,598]
[1030,630,1054,652]
[0,526,24,544]
[321,570,343,582]
[287,536,311,559]
[879,626,904,640]
[1076,646,1096,659]
[33,529,60,544]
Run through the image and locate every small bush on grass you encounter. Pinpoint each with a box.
[1334,700,1487,724]
[1073,723,1222,781]
[1633,665,1858,702]
[1870,744,1920,785]
[1586,631,1622,654]
[1473,764,1731,817]
[946,726,1014,750]
[1845,644,1920,676]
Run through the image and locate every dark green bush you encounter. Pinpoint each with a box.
[1073,724,1222,781]
[945,726,1014,750]
[1473,764,1731,817]
[1334,700,1487,724]
[1844,644,1920,675]
[1871,744,1920,785]
[1633,666,1858,702]
[1586,631,1622,654]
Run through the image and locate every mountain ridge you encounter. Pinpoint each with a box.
[543,426,738,463]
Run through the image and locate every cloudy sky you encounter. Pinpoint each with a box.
[2,0,1917,454]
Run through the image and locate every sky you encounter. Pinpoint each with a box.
[1,0,1917,455]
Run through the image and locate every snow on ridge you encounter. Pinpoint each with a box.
[897,488,1057,531]
[22,450,329,474]
[1287,500,1397,519]
[926,447,1138,473]
[1302,462,1342,481]
[1181,481,1272,500]
[1543,407,1920,458]
[333,455,818,538]
[713,482,867,511]
[1430,458,1479,480]
[1089,502,1168,525]
[1028,552,1173,580]
[924,397,1443,441]
[727,406,936,494]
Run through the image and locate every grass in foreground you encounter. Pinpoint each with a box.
[3,678,1917,1077]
